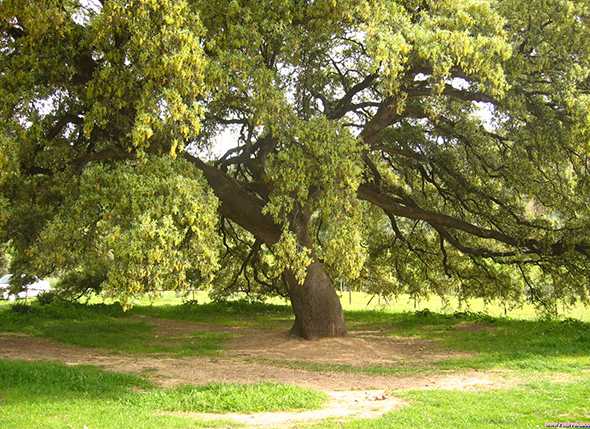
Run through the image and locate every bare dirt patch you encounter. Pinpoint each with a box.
[164,390,406,428]
[0,333,516,392]
[226,327,471,366]
[137,316,471,366]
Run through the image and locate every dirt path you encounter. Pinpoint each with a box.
[0,332,515,391]
[165,390,405,428]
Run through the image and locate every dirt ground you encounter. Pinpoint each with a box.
[144,315,473,366]
[0,318,527,427]
[0,317,515,391]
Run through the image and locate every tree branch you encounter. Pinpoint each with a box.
[183,152,281,246]
[358,182,590,258]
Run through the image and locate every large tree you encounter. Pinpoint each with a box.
[1,0,589,338]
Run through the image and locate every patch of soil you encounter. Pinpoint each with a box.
[138,316,472,366]
[230,326,467,367]
[164,390,406,428]
[226,328,471,366]
[0,333,517,392]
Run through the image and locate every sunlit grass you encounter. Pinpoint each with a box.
[0,359,326,429]
[1,297,589,429]
[85,290,590,322]
[126,382,327,413]
[310,377,590,429]
[2,297,589,373]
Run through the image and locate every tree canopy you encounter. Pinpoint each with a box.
[1,0,589,336]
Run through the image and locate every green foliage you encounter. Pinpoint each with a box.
[209,221,289,301]
[31,157,221,305]
[35,290,58,305]
[52,269,106,300]
[9,302,32,314]
[91,0,206,154]
[1,0,589,310]
[0,0,213,304]
[361,0,512,96]
[0,244,8,274]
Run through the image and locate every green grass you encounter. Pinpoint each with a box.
[0,359,326,429]
[2,298,590,429]
[3,299,589,374]
[126,383,327,413]
[311,377,590,429]
[86,290,590,322]
[0,302,229,356]
[0,357,152,398]
[257,309,590,377]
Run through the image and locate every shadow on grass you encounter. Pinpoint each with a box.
[0,359,150,402]
[2,300,589,372]
[0,302,230,356]
[0,358,326,411]
[131,300,294,328]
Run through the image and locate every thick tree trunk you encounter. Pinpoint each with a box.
[285,262,347,340]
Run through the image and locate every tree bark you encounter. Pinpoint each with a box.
[184,154,282,245]
[285,262,347,340]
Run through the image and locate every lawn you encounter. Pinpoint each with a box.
[312,378,590,429]
[0,296,589,428]
[0,359,325,429]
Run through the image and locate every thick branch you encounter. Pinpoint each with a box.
[358,183,589,258]
[326,73,378,120]
[359,183,519,242]
[184,153,281,245]
[360,100,427,146]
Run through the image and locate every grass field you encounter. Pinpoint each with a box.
[312,378,590,429]
[0,294,589,428]
[0,359,325,429]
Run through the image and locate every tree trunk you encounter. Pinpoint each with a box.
[187,155,347,338]
[285,262,347,340]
